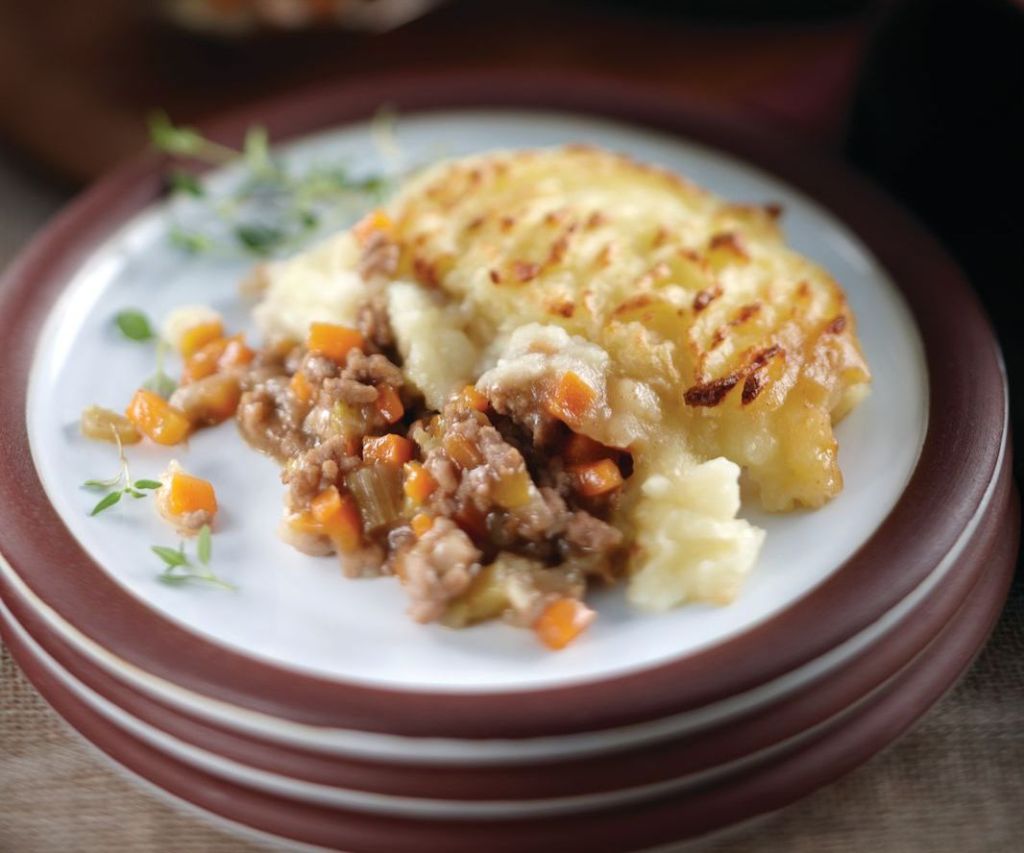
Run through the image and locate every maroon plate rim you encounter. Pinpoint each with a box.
[0,499,1013,852]
[0,69,1009,739]
[0,465,1013,803]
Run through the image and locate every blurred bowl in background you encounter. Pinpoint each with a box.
[160,0,447,35]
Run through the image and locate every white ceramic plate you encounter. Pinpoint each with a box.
[25,110,927,695]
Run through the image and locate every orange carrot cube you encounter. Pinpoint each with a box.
[563,432,609,465]
[375,385,404,424]
[181,337,228,385]
[290,370,314,404]
[178,320,224,359]
[307,322,365,363]
[568,458,624,497]
[454,384,488,412]
[166,471,218,518]
[444,432,483,469]
[353,209,393,245]
[287,511,321,536]
[411,513,434,538]
[126,389,191,446]
[172,374,241,426]
[545,371,596,426]
[534,598,595,650]
[311,486,363,552]
[219,334,254,369]
[403,462,438,504]
[362,434,414,466]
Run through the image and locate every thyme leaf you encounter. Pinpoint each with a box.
[152,545,187,567]
[115,309,154,342]
[90,490,122,516]
[154,525,233,590]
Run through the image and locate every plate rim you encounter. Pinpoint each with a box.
[0,499,1013,851]
[0,68,1009,739]
[0,433,1009,765]
[0,460,1012,800]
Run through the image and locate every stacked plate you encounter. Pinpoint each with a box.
[0,74,1017,852]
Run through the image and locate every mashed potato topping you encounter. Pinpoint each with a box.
[252,145,870,614]
[254,231,367,342]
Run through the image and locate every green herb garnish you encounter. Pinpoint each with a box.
[115,309,154,342]
[168,171,204,198]
[82,431,161,516]
[149,112,236,163]
[169,225,213,254]
[153,524,233,590]
[149,112,394,259]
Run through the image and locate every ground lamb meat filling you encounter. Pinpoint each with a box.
[283,435,361,512]
[235,312,628,628]
[236,374,310,461]
[398,518,482,623]
[355,283,396,351]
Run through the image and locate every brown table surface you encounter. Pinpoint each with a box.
[1,144,1023,851]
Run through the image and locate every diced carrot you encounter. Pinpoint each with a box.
[311,486,342,522]
[166,471,218,518]
[287,511,321,536]
[375,385,404,424]
[411,513,434,538]
[568,458,624,497]
[181,337,229,385]
[172,374,241,425]
[453,384,488,412]
[197,375,240,424]
[563,432,610,465]
[362,434,414,466]
[290,370,314,404]
[219,333,254,369]
[311,486,363,552]
[444,431,484,469]
[178,320,224,359]
[307,322,365,363]
[126,389,191,446]
[353,209,393,245]
[534,598,595,650]
[403,461,438,504]
[545,371,596,426]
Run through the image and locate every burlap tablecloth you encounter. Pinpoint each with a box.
[1,153,1021,853]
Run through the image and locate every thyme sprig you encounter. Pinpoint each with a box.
[82,431,161,516]
[149,112,392,259]
[153,525,233,590]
